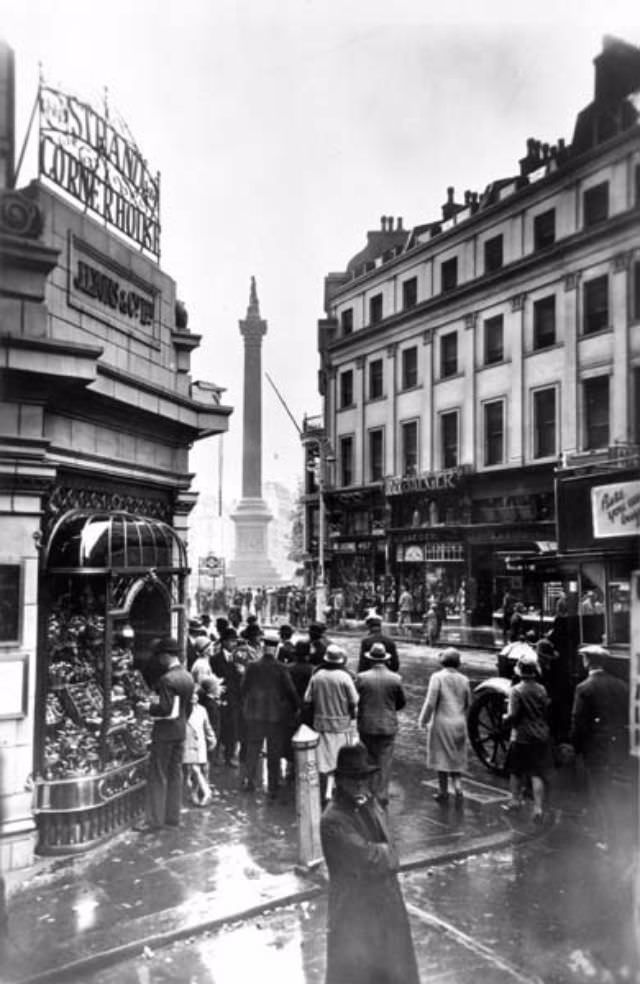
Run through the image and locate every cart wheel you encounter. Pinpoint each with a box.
[468,690,509,776]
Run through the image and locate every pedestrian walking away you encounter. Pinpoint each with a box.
[304,644,359,801]
[134,637,194,832]
[355,641,406,803]
[357,612,399,672]
[502,651,553,823]
[211,627,245,767]
[418,647,470,804]
[241,637,300,796]
[570,644,630,856]
[320,743,421,984]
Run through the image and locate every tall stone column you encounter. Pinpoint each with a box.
[228,279,280,586]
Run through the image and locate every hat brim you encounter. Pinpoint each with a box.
[335,763,379,778]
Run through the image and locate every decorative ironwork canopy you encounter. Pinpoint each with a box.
[44,509,187,573]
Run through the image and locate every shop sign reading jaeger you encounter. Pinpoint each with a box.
[385,467,462,496]
[38,85,161,258]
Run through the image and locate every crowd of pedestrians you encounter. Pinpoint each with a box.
[134,609,631,873]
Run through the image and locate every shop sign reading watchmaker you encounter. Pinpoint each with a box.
[384,467,465,497]
[38,83,161,258]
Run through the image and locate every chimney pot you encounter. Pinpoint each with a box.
[380,216,386,231]
[397,217,403,231]
[447,186,455,203]
[387,216,394,231]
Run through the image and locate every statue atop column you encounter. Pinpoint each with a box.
[228,278,280,587]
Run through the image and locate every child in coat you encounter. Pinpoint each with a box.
[183,686,217,806]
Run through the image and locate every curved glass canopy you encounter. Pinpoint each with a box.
[44,510,187,572]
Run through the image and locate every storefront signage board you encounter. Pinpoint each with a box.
[68,236,158,343]
[385,467,462,496]
[39,84,160,258]
[591,480,640,539]
[0,656,28,719]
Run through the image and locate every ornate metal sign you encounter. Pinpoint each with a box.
[38,84,160,258]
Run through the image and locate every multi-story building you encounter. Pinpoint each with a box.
[305,36,640,645]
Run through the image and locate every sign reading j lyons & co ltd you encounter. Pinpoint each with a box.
[591,480,640,539]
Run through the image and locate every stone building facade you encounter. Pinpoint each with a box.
[305,36,640,643]
[0,48,231,868]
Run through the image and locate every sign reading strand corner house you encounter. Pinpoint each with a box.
[591,480,640,539]
[39,84,161,258]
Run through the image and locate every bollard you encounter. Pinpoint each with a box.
[292,724,323,870]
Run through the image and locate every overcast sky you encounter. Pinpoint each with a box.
[2,0,639,514]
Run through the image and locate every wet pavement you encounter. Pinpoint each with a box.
[0,636,637,984]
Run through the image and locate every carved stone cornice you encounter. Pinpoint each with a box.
[0,188,43,238]
[564,271,582,291]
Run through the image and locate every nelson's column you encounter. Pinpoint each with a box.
[228,278,280,586]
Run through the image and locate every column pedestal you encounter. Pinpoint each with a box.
[228,498,280,586]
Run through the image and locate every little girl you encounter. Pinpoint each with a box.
[183,686,217,806]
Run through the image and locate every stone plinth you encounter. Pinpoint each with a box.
[228,497,280,586]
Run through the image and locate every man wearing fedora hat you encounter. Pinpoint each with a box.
[355,642,406,803]
[320,742,420,984]
[570,644,629,853]
[303,644,359,801]
[357,612,399,673]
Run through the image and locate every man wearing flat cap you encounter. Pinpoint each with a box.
[356,642,406,803]
[570,644,629,853]
[135,637,194,832]
[357,612,399,673]
[320,743,420,984]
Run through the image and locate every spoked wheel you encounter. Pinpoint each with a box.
[468,690,510,776]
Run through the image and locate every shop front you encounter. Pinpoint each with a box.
[385,466,471,622]
[34,507,188,854]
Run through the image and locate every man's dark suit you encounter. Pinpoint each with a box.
[147,662,194,828]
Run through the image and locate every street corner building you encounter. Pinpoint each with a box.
[0,42,232,869]
[302,35,640,667]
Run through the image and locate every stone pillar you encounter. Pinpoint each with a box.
[292,724,323,870]
[562,271,581,454]
[228,279,280,587]
[611,252,632,443]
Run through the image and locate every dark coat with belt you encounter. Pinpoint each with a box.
[570,668,629,768]
[320,789,420,984]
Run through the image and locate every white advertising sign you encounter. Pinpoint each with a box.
[591,480,640,539]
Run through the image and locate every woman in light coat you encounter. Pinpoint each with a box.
[418,647,471,803]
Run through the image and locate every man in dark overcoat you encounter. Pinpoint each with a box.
[357,612,399,672]
[320,743,420,984]
[570,644,630,854]
[241,641,300,796]
[355,642,406,803]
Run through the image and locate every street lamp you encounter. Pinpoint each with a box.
[304,433,335,623]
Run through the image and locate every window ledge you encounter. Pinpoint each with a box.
[526,341,564,357]
[435,371,464,385]
[366,394,387,405]
[338,403,357,412]
[478,358,511,372]
[580,326,614,340]
[399,383,422,394]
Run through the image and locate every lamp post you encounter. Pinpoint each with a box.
[304,433,335,624]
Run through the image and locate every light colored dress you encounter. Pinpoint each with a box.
[418,667,470,772]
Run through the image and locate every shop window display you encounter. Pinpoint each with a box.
[43,599,152,782]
